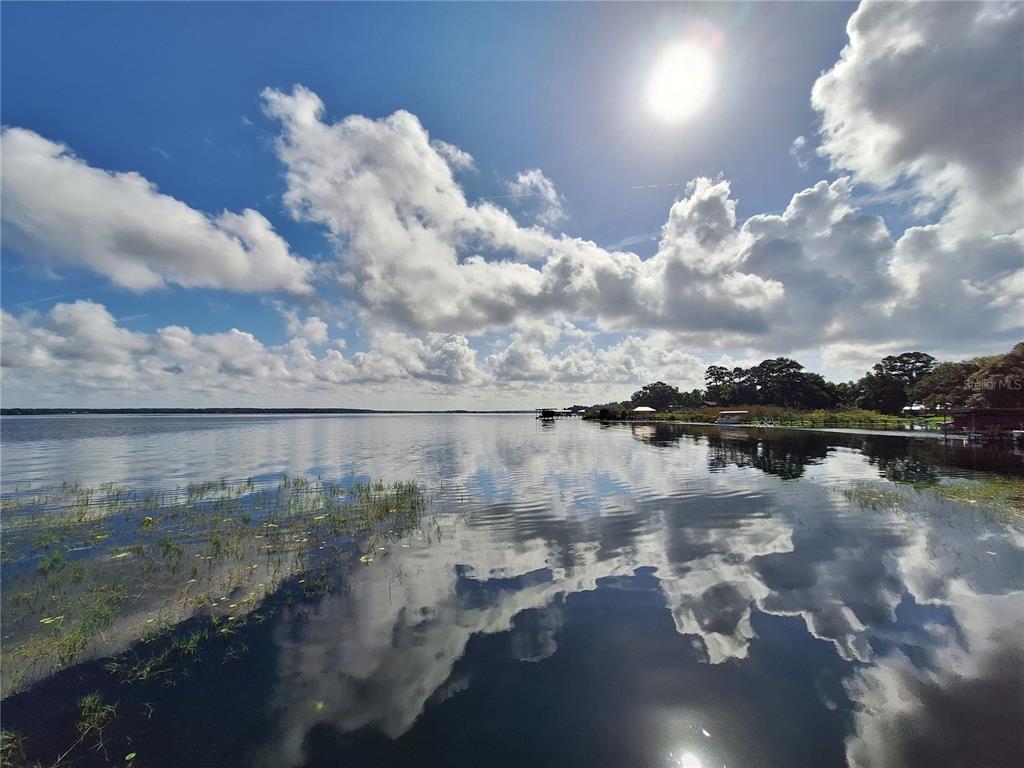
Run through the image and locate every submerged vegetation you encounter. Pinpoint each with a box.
[839,474,1024,529]
[925,475,1024,527]
[838,483,910,512]
[0,476,434,700]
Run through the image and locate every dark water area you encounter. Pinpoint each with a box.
[2,415,1023,767]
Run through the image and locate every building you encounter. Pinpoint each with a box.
[632,406,656,420]
[716,410,749,425]
[536,408,574,419]
[951,408,1024,432]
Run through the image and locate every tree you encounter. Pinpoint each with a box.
[630,381,680,411]
[856,352,937,414]
[858,371,910,414]
[875,352,937,388]
[834,381,863,408]
[966,342,1024,407]
[731,366,758,404]
[676,388,706,408]
[704,358,841,408]
[705,358,838,409]
[910,361,981,409]
[704,366,735,404]
[745,358,813,407]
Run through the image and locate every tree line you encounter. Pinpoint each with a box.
[618,342,1023,415]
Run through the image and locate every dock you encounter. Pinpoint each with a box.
[535,408,580,420]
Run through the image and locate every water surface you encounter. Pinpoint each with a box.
[2,415,1022,768]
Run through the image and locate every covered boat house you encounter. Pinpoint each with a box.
[716,410,749,425]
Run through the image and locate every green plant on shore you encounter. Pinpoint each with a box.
[583,404,912,428]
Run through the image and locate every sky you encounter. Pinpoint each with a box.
[1,1,1022,408]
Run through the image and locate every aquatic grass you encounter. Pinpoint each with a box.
[0,730,27,768]
[0,475,433,698]
[45,692,119,765]
[838,484,905,512]
[838,475,1024,531]
[4,693,120,768]
[922,474,1024,527]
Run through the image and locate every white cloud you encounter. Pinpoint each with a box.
[789,135,810,171]
[811,0,1024,236]
[275,303,330,345]
[798,0,1024,366]
[259,82,1021,362]
[260,86,785,339]
[0,127,313,295]
[1,301,153,373]
[0,301,490,403]
[506,168,566,227]
[295,316,329,345]
[886,225,1024,344]
[430,139,476,173]
[0,301,721,406]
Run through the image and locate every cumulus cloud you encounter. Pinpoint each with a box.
[260,86,788,339]
[486,328,711,390]
[806,0,1024,363]
[294,316,329,345]
[812,0,1024,236]
[430,139,476,173]
[275,303,330,345]
[0,127,313,294]
[258,78,1021,369]
[0,301,490,402]
[1,300,730,406]
[506,168,566,227]
[1,301,154,375]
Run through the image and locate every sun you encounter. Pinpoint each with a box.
[646,42,715,123]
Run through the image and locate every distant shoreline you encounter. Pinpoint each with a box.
[0,408,533,416]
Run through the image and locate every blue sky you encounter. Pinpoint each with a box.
[2,1,1021,407]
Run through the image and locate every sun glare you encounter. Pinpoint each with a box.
[646,42,715,123]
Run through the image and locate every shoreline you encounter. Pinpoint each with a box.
[0,408,534,416]
[590,418,971,442]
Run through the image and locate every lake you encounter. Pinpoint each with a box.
[1,414,1022,768]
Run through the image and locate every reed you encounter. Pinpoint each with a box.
[1,475,433,698]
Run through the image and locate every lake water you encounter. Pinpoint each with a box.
[2,415,1022,767]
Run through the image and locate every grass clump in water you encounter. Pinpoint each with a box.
[0,730,28,768]
[0,475,433,698]
[923,474,1024,527]
[839,474,1024,531]
[839,483,905,512]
